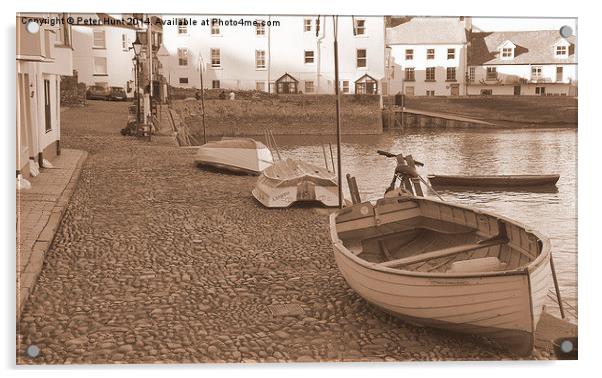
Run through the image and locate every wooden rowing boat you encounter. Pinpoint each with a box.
[252,158,338,208]
[329,195,552,355]
[194,138,273,175]
[427,174,560,188]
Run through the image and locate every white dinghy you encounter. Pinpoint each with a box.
[195,138,273,175]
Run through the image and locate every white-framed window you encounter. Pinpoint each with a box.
[256,81,266,91]
[556,66,563,82]
[304,50,314,64]
[354,19,366,35]
[426,90,435,96]
[356,49,367,68]
[469,67,476,82]
[121,34,128,51]
[556,45,568,57]
[93,29,106,49]
[212,80,220,89]
[425,67,435,81]
[93,56,107,75]
[405,49,413,60]
[501,47,513,58]
[211,23,220,35]
[256,20,266,36]
[255,50,266,69]
[179,77,188,84]
[446,67,456,81]
[426,48,435,60]
[405,67,415,81]
[177,48,188,66]
[304,18,312,32]
[342,80,349,93]
[447,48,455,59]
[177,19,188,34]
[486,67,497,80]
[405,86,414,96]
[535,86,546,95]
[531,66,543,81]
[305,81,314,93]
[211,48,221,68]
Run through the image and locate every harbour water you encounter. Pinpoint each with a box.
[265,128,578,322]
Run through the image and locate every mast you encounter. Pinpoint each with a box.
[333,15,343,208]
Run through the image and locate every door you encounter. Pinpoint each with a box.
[405,86,414,96]
[44,79,51,132]
[17,73,32,171]
[450,84,459,96]
[514,85,521,95]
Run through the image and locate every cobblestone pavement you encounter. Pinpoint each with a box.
[17,100,556,364]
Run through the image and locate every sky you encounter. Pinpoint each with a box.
[472,17,577,34]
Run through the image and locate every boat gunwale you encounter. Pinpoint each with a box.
[329,196,552,280]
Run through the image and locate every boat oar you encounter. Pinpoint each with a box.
[549,254,566,319]
[418,175,444,201]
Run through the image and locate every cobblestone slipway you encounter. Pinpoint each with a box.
[17,101,567,364]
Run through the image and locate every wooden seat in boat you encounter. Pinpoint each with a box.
[447,257,507,273]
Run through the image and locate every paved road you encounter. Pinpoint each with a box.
[17,100,547,364]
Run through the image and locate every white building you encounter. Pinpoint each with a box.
[161,15,386,94]
[17,14,73,180]
[71,21,137,96]
[386,17,470,96]
[466,30,577,96]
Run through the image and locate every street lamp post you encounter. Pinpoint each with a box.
[131,35,143,129]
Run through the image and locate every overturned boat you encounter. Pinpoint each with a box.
[428,174,560,188]
[252,158,338,208]
[194,138,274,175]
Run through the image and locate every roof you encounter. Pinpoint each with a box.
[387,17,467,45]
[468,30,577,65]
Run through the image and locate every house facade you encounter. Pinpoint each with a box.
[160,15,386,94]
[466,30,577,96]
[17,13,73,180]
[386,17,470,96]
[72,19,138,97]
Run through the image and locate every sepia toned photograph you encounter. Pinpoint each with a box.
[15,10,577,365]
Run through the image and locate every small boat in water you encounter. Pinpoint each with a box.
[195,138,274,175]
[427,174,560,188]
[252,158,338,208]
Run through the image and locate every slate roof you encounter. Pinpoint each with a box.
[386,17,467,45]
[468,30,577,65]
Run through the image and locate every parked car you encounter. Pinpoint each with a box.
[86,85,111,100]
[109,86,127,101]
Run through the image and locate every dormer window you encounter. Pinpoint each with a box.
[501,47,514,58]
[556,45,568,56]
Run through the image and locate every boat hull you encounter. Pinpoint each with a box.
[195,140,273,175]
[428,174,560,188]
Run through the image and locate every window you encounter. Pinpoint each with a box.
[556,66,563,82]
[355,19,366,35]
[426,90,435,96]
[211,48,221,68]
[486,67,497,80]
[93,57,107,75]
[382,81,388,95]
[179,77,188,84]
[531,66,543,81]
[44,79,51,132]
[177,48,188,66]
[404,67,415,81]
[305,81,314,93]
[426,48,435,60]
[212,80,220,89]
[304,18,312,32]
[256,81,265,91]
[480,89,493,95]
[255,50,266,69]
[556,46,568,56]
[535,86,546,95]
[121,34,128,50]
[342,80,349,93]
[356,49,367,68]
[469,67,476,82]
[211,23,220,35]
[93,30,105,49]
[304,50,315,64]
[501,47,513,58]
[425,67,435,81]
[256,20,265,36]
[405,49,413,60]
[446,67,456,81]
[447,48,455,59]
[177,19,188,34]
[405,86,414,96]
